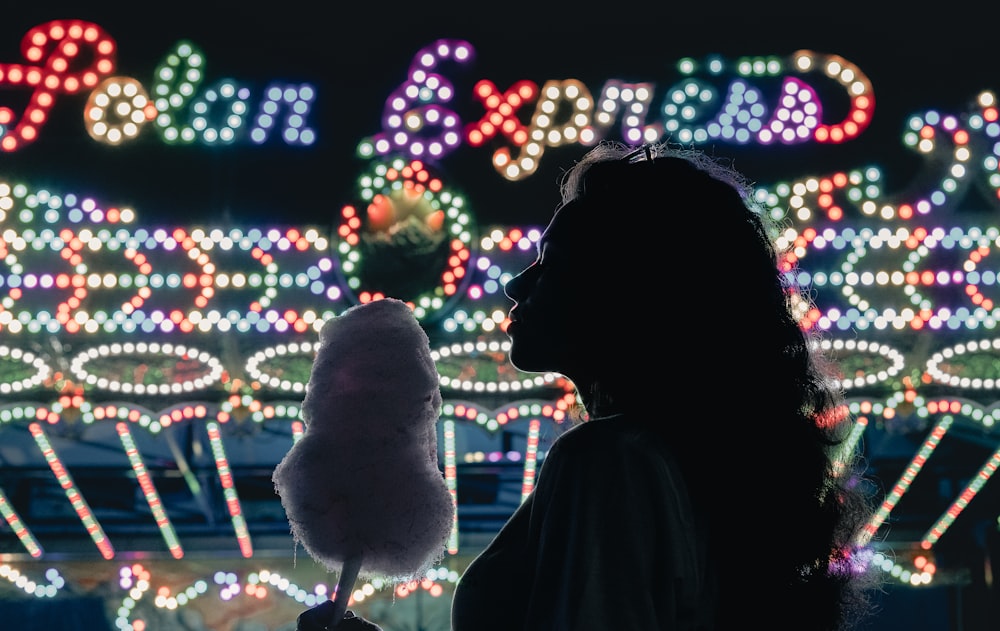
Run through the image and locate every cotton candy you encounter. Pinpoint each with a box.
[272,298,454,581]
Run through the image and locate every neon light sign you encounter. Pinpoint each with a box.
[0,19,316,151]
[358,39,875,180]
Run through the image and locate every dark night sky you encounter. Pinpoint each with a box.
[1,2,997,230]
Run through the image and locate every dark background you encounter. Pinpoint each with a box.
[1,2,997,231]
[1,5,999,629]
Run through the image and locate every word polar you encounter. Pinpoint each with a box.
[0,19,316,151]
[359,40,874,180]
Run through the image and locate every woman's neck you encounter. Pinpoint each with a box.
[583,380,625,418]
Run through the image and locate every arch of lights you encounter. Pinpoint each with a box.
[0,26,998,621]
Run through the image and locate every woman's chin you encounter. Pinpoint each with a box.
[508,350,551,375]
[507,347,535,373]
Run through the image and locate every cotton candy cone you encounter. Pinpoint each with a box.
[272,298,454,581]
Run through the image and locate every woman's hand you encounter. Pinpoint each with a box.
[297,602,384,630]
[333,610,384,630]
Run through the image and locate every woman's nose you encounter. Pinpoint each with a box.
[503,275,518,301]
[504,267,528,301]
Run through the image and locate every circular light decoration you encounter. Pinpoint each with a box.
[334,157,475,321]
[810,338,905,390]
[431,338,570,394]
[69,341,223,395]
[926,338,1000,389]
[0,345,52,394]
[244,341,318,393]
[84,77,157,144]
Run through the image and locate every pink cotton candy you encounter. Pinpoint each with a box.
[272,298,454,581]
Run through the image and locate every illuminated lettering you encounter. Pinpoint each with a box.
[464,79,538,147]
[587,79,661,144]
[0,25,317,150]
[494,79,594,181]
[251,83,316,145]
[84,77,156,144]
[363,39,474,160]
[149,41,316,146]
[0,19,116,151]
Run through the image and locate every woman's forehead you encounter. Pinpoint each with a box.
[543,200,587,237]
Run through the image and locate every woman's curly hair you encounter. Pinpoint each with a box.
[557,141,883,630]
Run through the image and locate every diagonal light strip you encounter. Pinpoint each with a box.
[442,419,458,555]
[520,419,541,502]
[922,446,1000,546]
[0,485,43,557]
[856,415,953,547]
[29,422,115,559]
[206,421,253,557]
[116,422,184,558]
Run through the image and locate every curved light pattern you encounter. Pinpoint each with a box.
[359,39,474,159]
[0,403,42,425]
[206,422,253,558]
[0,486,42,557]
[971,91,1000,201]
[586,80,661,145]
[440,399,571,434]
[442,419,458,555]
[115,564,458,628]
[926,338,1000,389]
[438,396,572,555]
[0,178,134,224]
[440,226,539,336]
[150,40,317,147]
[84,76,156,144]
[69,341,224,394]
[3,164,1000,338]
[0,344,51,393]
[0,27,885,159]
[357,46,875,178]
[431,338,563,393]
[153,575,209,609]
[79,402,156,428]
[390,575,451,600]
[0,19,116,152]
[870,550,937,587]
[759,110,969,223]
[244,341,317,393]
[776,225,1000,333]
[219,398,304,427]
[493,79,593,181]
[114,563,152,628]
[897,110,973,213]
[250,83,318,146]
[29,422,115,559]
[0,218,336,335]
[0,564,63,597]
[116,422,183,559]
[0,392,993,581]
[790,51,874,143]
[922,446,1000,547]
[811,338,905,389]
[755,167,880,223]
[219,394,261,423]
[335,157,474,320]
[67,401,201,435]
[440,307,509,337]
[667,51,872,146]
[520,419,541,501]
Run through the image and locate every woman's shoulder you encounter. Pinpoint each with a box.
[553,414,664,454]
